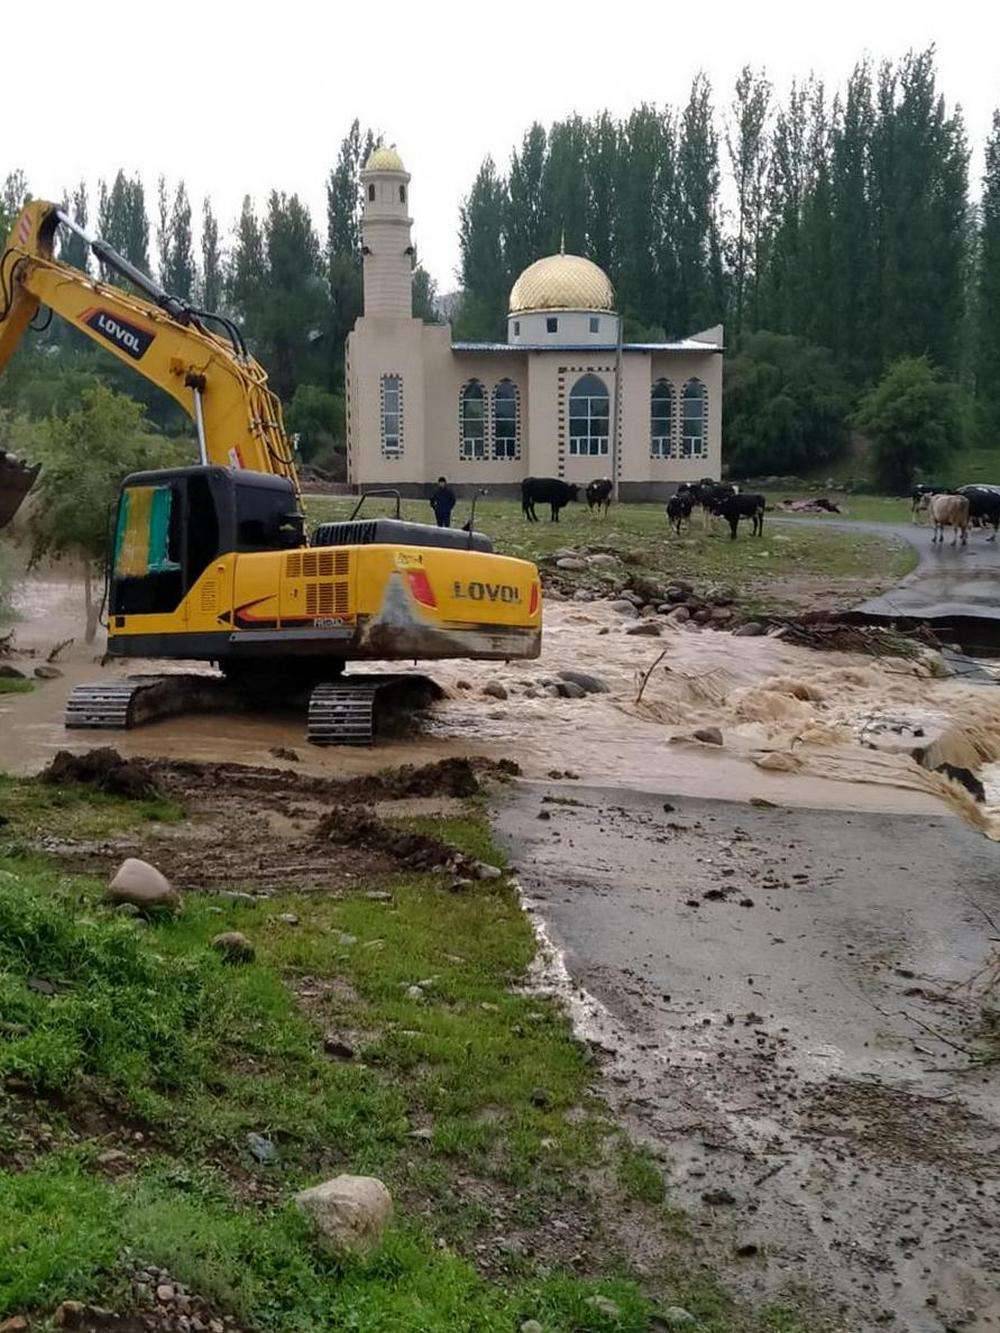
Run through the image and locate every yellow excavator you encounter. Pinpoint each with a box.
[0,200,541,743]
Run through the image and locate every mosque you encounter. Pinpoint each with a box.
[345,146,723,500]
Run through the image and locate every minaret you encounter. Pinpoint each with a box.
[359,145,413,318]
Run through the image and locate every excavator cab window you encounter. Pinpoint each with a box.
[234,480,303,552]
[110,481,184,615]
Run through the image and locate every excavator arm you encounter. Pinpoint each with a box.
[0,200,300,496]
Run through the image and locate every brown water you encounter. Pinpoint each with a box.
[4,572,997,826]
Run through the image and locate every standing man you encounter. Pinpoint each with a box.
[430,476,456,528]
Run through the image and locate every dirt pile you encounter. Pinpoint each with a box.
[315,805,465,872]
[42,748,160,800]
[333,756,502,802]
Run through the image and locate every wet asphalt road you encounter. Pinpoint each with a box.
[776,515,1000,624]
[494,782,1000,1332]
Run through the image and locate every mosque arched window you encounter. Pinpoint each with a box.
[459,380,487,460]
[681,378,708,458]
[650,379,676,459]
[492,380,520,460]
[568,373,609,456]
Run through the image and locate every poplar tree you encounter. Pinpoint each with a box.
[456,158,508,339]
[976,110,1000,439]
[726,66,772,340]
[504,123,548,280]
[200,198,223,313]
[676,75,725,333]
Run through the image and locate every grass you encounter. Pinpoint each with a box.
[0,677,33,694]
[0,777,816,1332]
[306,494,916,611]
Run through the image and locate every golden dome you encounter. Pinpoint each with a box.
[509,252,615,314]
[364,145,405,172]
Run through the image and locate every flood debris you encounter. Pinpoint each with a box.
[315,805,472,873]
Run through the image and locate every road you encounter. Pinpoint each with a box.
[494,781,1000,1332]
[776,514,1000,627]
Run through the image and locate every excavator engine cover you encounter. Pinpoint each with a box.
[312,518,493,554]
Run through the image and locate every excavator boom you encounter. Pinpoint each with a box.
[0,201,299,494]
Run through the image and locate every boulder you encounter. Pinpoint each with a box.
[734,622,765,637]
[608,600,639,618]
[559,681,587,698]
[659,1308,696,1327]
[558,669,609,694]
[669,606,691,624]
[211,931,255,963]
[482,681,508,700]
[0,664,26,679]
[693,727,723,746]
[106,858,180,913]
[295,1174,393,1255]
[588,553,619,567]
[474,862,503,880]
[555,556,588,571]
[626,622,662,637]
[33,665,63,680]
[585,1296,621,1320]
[693,608,713,624]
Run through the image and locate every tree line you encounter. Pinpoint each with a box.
[0,122,439,471]
[456,49,1000,484]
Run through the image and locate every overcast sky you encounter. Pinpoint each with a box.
[8,0,998,292]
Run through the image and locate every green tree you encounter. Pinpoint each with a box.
[157,181,196,299]
[258,192,325,401]
[853,355,961,491]
[676,75,726,333]
[286,383,345,468]
[724,330,850,476]
[585,113,619,277]
[200,198,223,312]
[411,264,439,323]
[616,105,675,333]
[456,158,508,339]
[0,170,30,240]
[27,386,168,641]
[97,171,150,281]
[830,63,876,379]
[326,120,375,361]
[976,109,1000,440]
[228,195,265,328]
[505,123,548,278]
[58,181,90,273]
[726,66,772,339]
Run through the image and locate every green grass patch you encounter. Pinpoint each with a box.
[306,495,913,612]
[0,772,183,844]
[0,677,33,694]
[0,777,817,1331]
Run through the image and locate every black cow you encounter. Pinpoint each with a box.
[712,492,765,539]
[666,492,693,535]
[521,476,579,522]
[957,485,1000,539]
[586,478,613,515]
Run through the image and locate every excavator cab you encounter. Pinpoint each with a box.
[110,467,302,620]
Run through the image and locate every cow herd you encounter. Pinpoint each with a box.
[911,484,1000,547]
[519,475,765,539]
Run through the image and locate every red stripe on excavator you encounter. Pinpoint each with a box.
[406,568,437,608]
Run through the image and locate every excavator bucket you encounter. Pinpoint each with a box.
[0,450,40,529]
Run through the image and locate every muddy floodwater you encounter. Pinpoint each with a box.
[5,571,1000,833]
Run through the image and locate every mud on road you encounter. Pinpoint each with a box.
[495,783,1000,1333]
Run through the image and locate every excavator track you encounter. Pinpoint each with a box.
[307,674,445,747]
[307,682,379,746]
[65,674,238,730]
[65,682,150,729]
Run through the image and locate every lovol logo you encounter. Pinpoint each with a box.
[83,309,155,361]
[452,580,521,605]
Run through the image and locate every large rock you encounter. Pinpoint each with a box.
[734,621,765,636]
[626,622,662,637]
[693,726,723,746]
[34,664,64,680]
[555,556,588,571]
[211,931,255,963]
[0,664,26,679]
[482,680,508,700]
[558,669,609,694]
[106,858,180,913]
[295,1174,393,1255]
[608,600,639,618]
[588,553,619,567]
